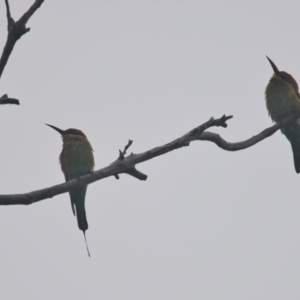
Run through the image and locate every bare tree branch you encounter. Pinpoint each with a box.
[0,93,19,105]
[0,112,298,205]
[0,115,233,205]
[198,113,300,151]
[0,0,44,103]
[18,0,45,25]
[119,166,148,181]
[0,111,291,207]
[119,139,133,159]
[114,139,147,180]
[4,0,14,31]
[115,139,134,179]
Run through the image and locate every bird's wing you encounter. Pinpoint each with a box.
[64,173,76,216]
[282,122,300,173]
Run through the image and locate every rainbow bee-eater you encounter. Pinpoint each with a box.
[46,124,94,256]
[265,56,300,173]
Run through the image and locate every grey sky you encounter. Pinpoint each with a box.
[1,0,300,299]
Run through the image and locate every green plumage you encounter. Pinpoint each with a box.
[265,57,300,173]
[46,124,94,256]
[60,133,94,231]
[282,125,300,173]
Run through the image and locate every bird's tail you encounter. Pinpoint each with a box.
[69,186,89,231]
[282,125,300,173]
[70,186,90,256]
[83,231,91,257]
[75,199,88,232]
[291,142,300,173]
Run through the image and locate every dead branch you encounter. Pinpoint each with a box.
[115,139,136,179]
[118,139,133,159]
[198,113,299,151]
[0,93,19,105]
[0,113,293,206]
[0,0,44,104]
[114,139,147,180]
[0,115,232,205]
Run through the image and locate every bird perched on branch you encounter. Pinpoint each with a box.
[46,124,94,256]
[265,56,300,173]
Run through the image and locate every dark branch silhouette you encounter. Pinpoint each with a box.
[114,139,134,179]
[0,0,44,104]
[0,94,19,105]
[0,113,296,206]
[199,113,300,151]
[114,140,146,180]
[119,139,134,159]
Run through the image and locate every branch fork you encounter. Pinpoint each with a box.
[114,139,147,180]
[0,0,44,104]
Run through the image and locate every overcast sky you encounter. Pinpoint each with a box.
[1,0,300,299]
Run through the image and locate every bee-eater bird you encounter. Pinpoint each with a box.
[46,124,95,256]
[265,56,300,173]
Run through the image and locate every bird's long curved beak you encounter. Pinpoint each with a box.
[46,124,65,135]
[266,56,280,75]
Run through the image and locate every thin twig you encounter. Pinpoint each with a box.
[198,113,299,151]
[0,0,44,78]
[0,0,44,104]
[4,0,14,31]
[115,139,134,179]
[118,139,133,160]
[115,139,145,180]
